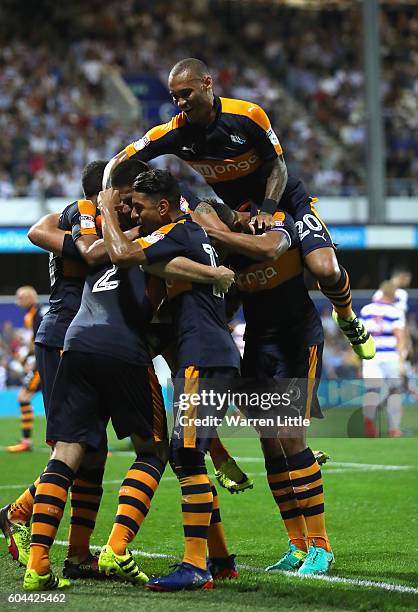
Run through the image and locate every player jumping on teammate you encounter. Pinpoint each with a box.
[103,57,375,362]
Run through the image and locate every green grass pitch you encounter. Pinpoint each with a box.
[0,416,417,611]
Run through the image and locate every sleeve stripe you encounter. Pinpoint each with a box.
[136,219,186,249]
[127,114,187,156]
[80,227,97,236]
[269,227,291,247]
[148,113,187,141]
[77,199,96,216]
[220,97,270,131]
[125,143,138,158]
[137,237,152,249]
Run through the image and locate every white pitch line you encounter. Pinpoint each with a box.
[1,535,416,596]
[237,563,418,595]
[0,461,414,492]
[0,469,397,492]
[327,461,415,470]
[106,454,416,470]
[1,446,415,471]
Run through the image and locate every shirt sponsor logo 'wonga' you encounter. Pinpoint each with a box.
[189,151,261,183]
[236,265,279,291]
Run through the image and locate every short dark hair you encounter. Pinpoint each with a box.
[111,159,149,188]
[133,169,181,209]
[170,58,210,80]
[81,160,108,198]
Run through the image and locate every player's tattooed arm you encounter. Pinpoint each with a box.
[98,187,148,266]
[28,213,63,255]
[248,157,288,230]
[193,200,237,231]
[28,212,102,262]
[263,156,288,208]
[144,259,234,293]
[78,226,140,266]
[206,227,290,262]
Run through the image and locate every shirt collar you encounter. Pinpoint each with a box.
[173,213,192,223]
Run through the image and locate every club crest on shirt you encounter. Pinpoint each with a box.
[230,134,246,145]
[80,214,95,229]
[144,232,166,244]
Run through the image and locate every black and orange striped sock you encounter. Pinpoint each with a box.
[8,476,41,524]
[175,449,213,570]
[319,265,353,319]
[20,401,34,439]
[207,483,229,558]
[68,466,104,561]
[287,448,331,552]
[29,459,74,575]
[265,455,308,551]
[107,455,165,555]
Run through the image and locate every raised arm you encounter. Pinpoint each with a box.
[102,150,130,190]
[98,188,234,291]
[80,226,140,266]
[28,213,63,255]
[207,210,296,262]
[192,201,233,232]
[207,226,289,262]
[144,259,234,294]
[98,188,149,266]
[262,156,288,213]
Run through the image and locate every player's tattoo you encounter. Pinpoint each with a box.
[194,201,216,214]
[195,199,237,229]
[264,156,288,204]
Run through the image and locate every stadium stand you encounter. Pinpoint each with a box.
[0,0,417,198]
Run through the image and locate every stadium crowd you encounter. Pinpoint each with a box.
[219,0,418,196]
[4,306,418,390]
[0,0,416,199]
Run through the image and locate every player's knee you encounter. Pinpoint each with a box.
[83,446,108,471]
[170,447,206,477]
[260,437,284,458]
[130,433,168,463]
[306,250,340,284]
[152,440,169,466]
[52,441,86,473]
[279,437,306,457]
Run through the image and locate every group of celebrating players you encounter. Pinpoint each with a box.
[1,58,376,592]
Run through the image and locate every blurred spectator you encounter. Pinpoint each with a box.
[0,357,7,390]
[0,1,416,199]
[0,320,33,386]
